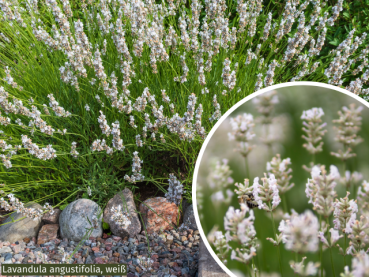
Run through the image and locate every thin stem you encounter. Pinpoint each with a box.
[329,247,337,277]
[265,123,273,159]
[270,205,283,276]
[343,233,347,266]
[252,257,257,277]
[343,160,348,191]
[282,193,288,213]
[245,156,249,179]
[246,262,251,277]
[326,217,336,277]
[319,215,323,277]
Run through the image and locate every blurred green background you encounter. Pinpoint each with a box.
[196,85,369,277]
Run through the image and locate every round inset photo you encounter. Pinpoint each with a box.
[193,83,369,277]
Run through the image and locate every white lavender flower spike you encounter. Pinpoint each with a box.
[253,174,281,212]
[279,210,319,253]
[305,165,339,217]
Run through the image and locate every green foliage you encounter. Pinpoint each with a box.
[102,218,110,230]
[0,0,368,213]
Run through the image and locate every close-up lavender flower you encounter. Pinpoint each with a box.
[331,104,364,162]
[267,154,294,195]
[305,165,339,217]
[253,174,281,212]
[301,107,327,158]
[228,113,256,158]
[196,86,369,276]
[278,210,319,253]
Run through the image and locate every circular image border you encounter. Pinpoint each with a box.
[192,81,369,277]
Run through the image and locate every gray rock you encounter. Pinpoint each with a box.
[82,248,89,257]
[198,240,227,277]
[0,202,43,243]
[182,199,191,215]
[103,188,141,238]
[59,199,103,242]
[14,254,22,261]
[0,247,11,254]
[183,205,197,230]
[85,255,93,264]
[4,253,12,260]
[3,258,12,264]
[41,208,61,224]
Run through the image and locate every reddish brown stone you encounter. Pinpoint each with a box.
[42,208,61,224]
[152,262,160,269]
[92,247,99,252]
[113,252,120,257]
[162,258,170,265]
[169,262,178,267]
[37,224,59,245]
[139,197,179,234]
[23,237,30,243]
[112,236,121,241]
[94,257,105,264]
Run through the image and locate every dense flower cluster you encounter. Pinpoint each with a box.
[224,204,258,263]
[0,193,53,221]
[165,173,184,206]
[267,154,294,194]
[252,90,279,125]
[305,165,339,217]
[278,210,319,253]
[210,231,230,265]
[253,174,281,212]
[331,104,364,161]
[333,192,358,234]
[110,205,131,229]
[228,113,255,157]
[124,151,144,183]
[301,107,327,155]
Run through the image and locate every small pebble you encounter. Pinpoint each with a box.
[0,225,199,276]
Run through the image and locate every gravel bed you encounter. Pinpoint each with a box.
[0,229,201,277]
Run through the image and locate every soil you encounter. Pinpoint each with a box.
[0,208,11,225]
[133,181,166,204]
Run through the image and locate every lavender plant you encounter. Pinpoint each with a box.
[1,0,369,218]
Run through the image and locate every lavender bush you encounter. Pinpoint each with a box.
[1,0,369,227]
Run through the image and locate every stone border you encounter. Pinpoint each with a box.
[198,240,228,277]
